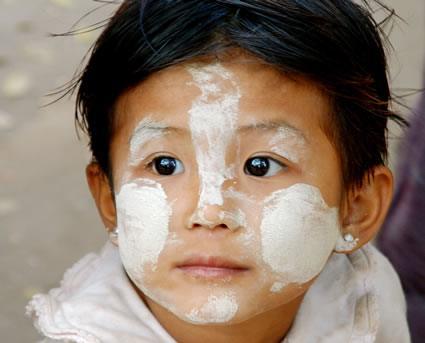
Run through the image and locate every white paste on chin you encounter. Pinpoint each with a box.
[270,282,285,293]
[186,293,239,324]
[116,178,172,282]
[261,183,340,287]
[186,63,241,208]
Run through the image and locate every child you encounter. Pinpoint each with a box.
[26,0,411,342]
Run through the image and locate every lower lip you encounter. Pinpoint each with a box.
[177,266,248,278]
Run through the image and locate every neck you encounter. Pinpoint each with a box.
[135,285,305,343]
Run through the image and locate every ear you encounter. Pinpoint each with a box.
[335,165,393,253]
[86,163,117,233]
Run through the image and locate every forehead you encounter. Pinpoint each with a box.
[113,54,330,138]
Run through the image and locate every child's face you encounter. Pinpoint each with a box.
[109,54,344,325]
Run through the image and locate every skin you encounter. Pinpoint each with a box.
[87,50,394,343]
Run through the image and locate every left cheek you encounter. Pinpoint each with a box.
[116,180,172,283]
[259,184,340,286]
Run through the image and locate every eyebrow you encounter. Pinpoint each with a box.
[128,120,185,146]
[128,118,308,145]
[237,120,308,142]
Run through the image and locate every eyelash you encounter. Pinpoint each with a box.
[244,156,287,177]
[146,155,184,176]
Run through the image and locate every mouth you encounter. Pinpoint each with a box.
[176,255,250,279]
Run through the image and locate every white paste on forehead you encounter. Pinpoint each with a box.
[260,183,339,287]
[116,178,172,281]
[186,63,241,208]
[129,117,169,166]
[186,293,238,324]
[269,126,306,164]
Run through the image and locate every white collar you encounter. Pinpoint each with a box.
[26,241,175,343]
[284,245,379,342]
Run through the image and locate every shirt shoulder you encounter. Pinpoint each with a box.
[26,241,176,343]
[361,245,411,343]
[284,243,410,343]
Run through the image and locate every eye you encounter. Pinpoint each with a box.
[244,157,285,177]
[150,156,184,176]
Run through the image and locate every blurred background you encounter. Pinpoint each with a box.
[0,0,424,341]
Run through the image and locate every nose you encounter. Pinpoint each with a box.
[187,204,242,231]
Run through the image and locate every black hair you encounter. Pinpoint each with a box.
[71,0,406,188]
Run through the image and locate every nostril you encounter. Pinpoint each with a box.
[187,207,240,230]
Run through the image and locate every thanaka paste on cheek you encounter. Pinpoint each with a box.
[259,183,340,291]
[116,178,172,283]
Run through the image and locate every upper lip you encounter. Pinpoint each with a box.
[176,255,249,270]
